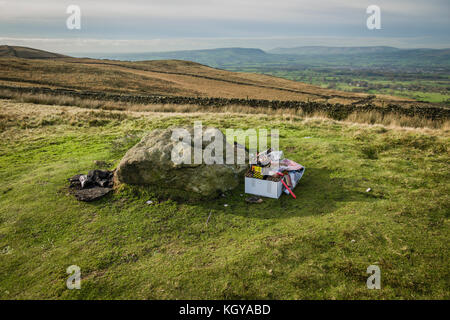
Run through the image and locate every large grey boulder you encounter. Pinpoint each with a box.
[114,128,248,199]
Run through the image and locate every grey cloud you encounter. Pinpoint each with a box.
[0,0,448,52]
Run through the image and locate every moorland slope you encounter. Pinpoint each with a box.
[0,46,412,106]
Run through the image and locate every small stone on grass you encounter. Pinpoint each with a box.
[245,196,263,204]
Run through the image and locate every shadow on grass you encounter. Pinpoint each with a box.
[80,167,375,223]
[195,167,374,220]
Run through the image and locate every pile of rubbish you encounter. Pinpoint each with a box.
[245,148,304,199]
[68,169,114,202]
[66,130,303,203]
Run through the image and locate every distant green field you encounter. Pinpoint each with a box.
[225,67,450,104]
[0,101,448,299]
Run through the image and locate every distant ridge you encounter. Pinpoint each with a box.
[91,47,268,63]
[84,46,450,70]
[268,46,450,56]
[149,47,267,56]
[0,45,68,59]
[268,46,402,55]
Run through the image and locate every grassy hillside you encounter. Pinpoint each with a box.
[0,52,413,105]
[90,46,450,104]
[0,45,68,59]
[0,100,448,299]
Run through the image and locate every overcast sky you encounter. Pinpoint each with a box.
[0,0,449,54]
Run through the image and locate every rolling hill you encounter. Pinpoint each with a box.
[0,45,68,59]
[85,46,450,105]
[0,46,413,106]
[87,46,450,69]
[100,47,269,64]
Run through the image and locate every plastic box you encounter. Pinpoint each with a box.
[244,176,283,199]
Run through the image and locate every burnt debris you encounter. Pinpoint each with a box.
[68,169,114,202]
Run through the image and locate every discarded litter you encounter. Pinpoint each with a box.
[68,169,114,202]
[277,172,296,199]
[245,148,305,199]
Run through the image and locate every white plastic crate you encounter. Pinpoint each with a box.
[244,167,305,199]
[244,176,283,199]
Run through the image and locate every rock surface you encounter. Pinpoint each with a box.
[115,128,248,199]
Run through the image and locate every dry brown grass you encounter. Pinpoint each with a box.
[1,99,448,148]
[0,89,132,110]
[345,110,449,130]
[0,56,418,106]
[0,90,447,130]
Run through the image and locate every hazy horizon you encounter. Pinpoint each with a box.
[1,0,449,55]
[2,37,450,57]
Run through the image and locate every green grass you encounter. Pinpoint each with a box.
[0,104,449,299]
